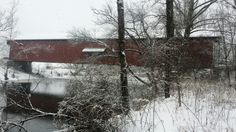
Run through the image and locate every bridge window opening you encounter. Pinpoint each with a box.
[82,48,107,57]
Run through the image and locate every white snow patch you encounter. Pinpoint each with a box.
[32,62,72,79]
[121,81,236,132]
[82,48,106,52]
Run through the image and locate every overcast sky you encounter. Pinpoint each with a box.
[1,0,112,39]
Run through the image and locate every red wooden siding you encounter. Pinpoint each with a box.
[8,37,217,67]
[185,38,214,68]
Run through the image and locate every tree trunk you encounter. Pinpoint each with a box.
[166,0,174,38]
[234,44,236,87]
[165,0,174,98]
[117,0,129,114]
[184,0,194,38]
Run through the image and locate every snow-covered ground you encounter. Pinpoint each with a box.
[31,62,148,83]
[0,66,38,82]
[120,80,236,132]
[31,62,72,79]
[0,62,71,84]
[1,48,235,132]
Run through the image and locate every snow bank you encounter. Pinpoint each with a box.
[122,81,236,132]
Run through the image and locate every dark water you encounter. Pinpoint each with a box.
[2,78,69,132]
[4,112,60,132]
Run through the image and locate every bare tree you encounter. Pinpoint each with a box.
[0,0,17,81]
[0,1,17,39]
[117,0,130,114]
[174,0,217,38]
[211,0,236,86]
[69,1,130,114]
[0,0,17,117]
[222,0,236,9]
[164,0,174,98]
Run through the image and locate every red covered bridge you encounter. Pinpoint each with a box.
[7,37,218,72]
[6,37,218,113]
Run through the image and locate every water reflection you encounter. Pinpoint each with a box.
[30,78,69,97]
[2,78,69,132]
[4,112,59,132]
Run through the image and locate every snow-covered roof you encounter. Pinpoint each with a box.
[82,48,106,52]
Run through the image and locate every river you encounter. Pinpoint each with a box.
[1,78,69,132]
